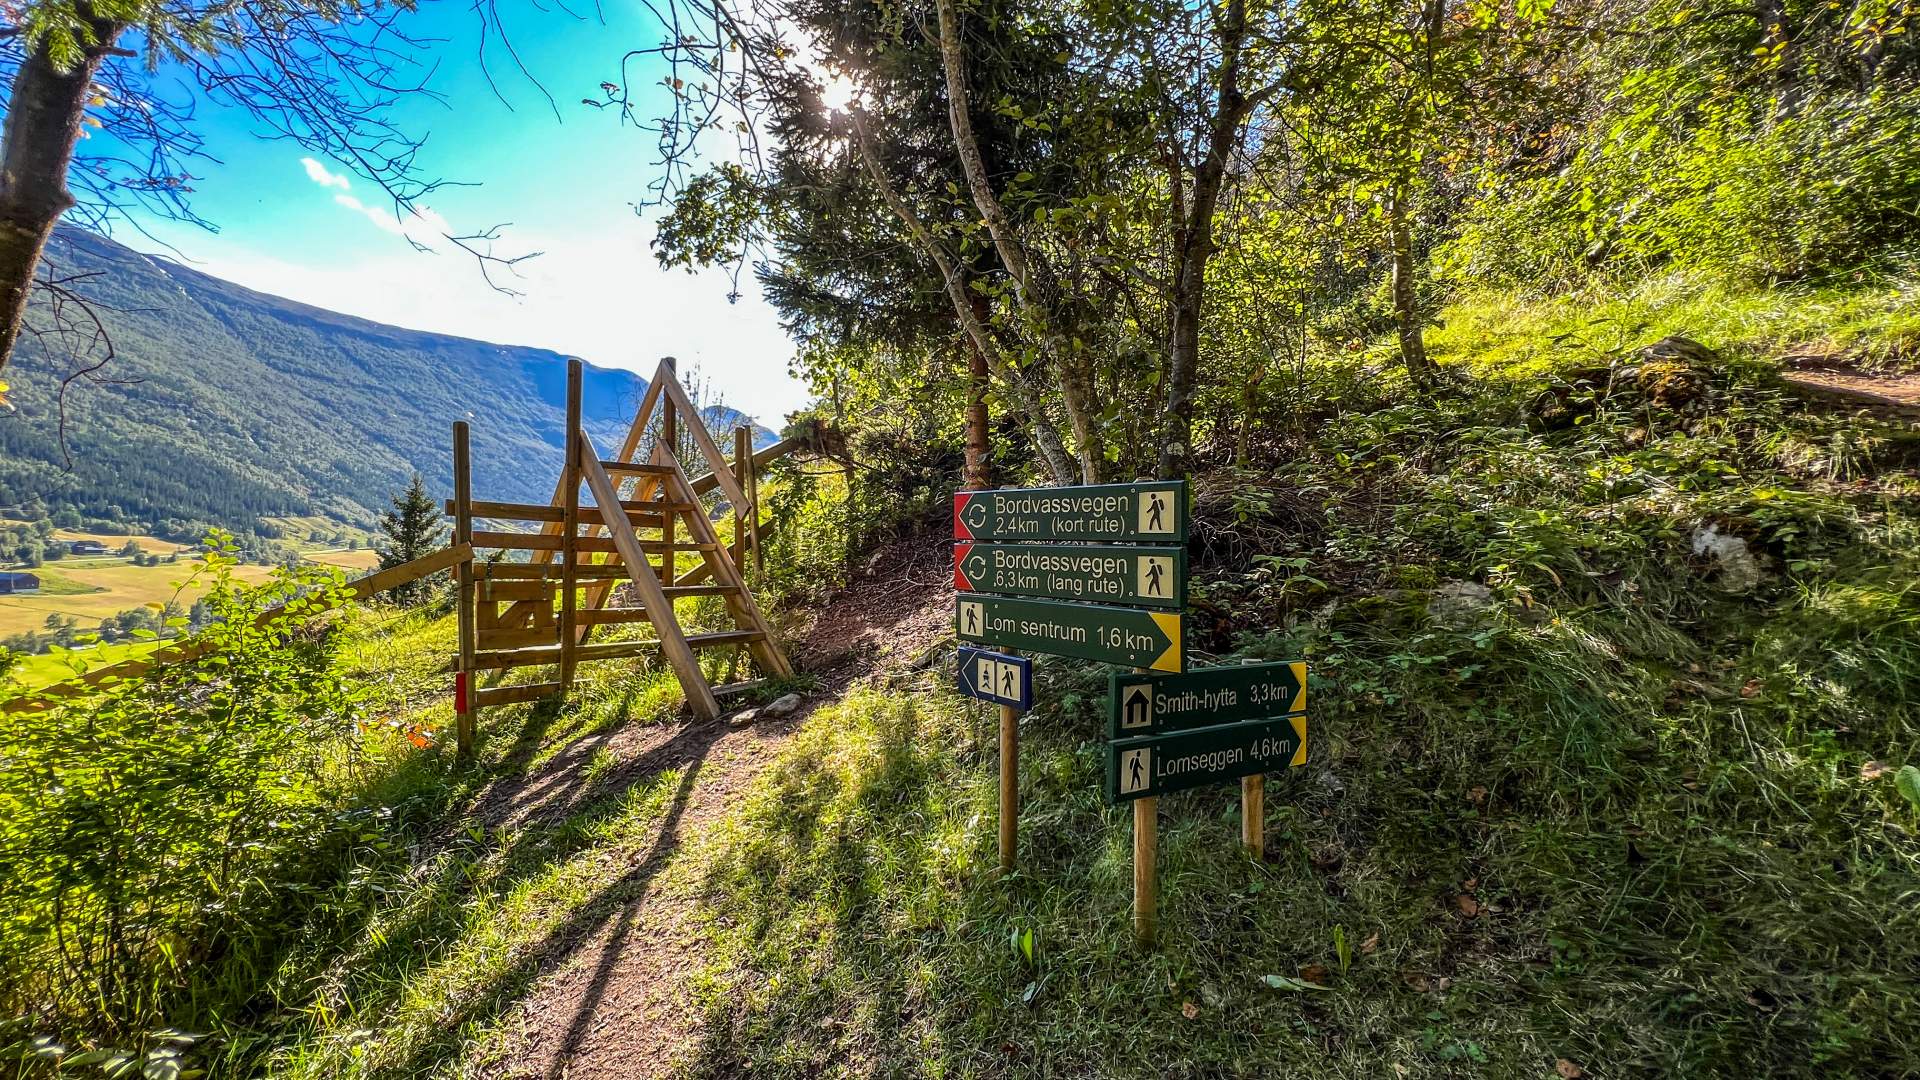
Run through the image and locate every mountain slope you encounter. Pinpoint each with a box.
[0,229,769,534]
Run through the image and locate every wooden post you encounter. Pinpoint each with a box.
[560,361,582,691]
[660,368,678,589]
[732,425,750,572]
[746,429,764,577]
[1242,775,1264,860]
[452,422,477,759]
[999,700,1018,873]
[1134,795,1158,948]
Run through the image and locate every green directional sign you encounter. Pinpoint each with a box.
[1106,714,1308,803]
[1109,661,1307,738]
[954,542,1185,609]
[953,482,1187,543]
[956,593,1183,672]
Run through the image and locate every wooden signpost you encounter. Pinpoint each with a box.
[955,594,1183,672]
[954,482,1186,542]
[1110,661,1306,736]
[956,646,1033,711]
[954,542,1185,608]
[948,476,1314,947]
[1107,715,1308,801]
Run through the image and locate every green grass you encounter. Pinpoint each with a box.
[1431,267,1920,379]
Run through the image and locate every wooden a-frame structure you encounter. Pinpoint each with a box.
[448,357,792,743]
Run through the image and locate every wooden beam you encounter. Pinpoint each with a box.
[561,360,582,692]
[660,450,793,679]
[473,681,563,708]
[454,423,478,758]
[470,531,719,554]
[578,429,721,720]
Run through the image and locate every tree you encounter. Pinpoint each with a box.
[374,475,445,606]
[0,0,535,376]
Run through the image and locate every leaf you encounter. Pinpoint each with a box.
[1181,1001,1199,1019]
[1360,931,1380,954]
[1020,980,1040,1006]
[1262,974,1331,992]
[1896,766,1920,812]
[1860,759,1893,781]
[1299,963,1331,986]
[1455,894,1480,917]
[1556,1059,1587,1078]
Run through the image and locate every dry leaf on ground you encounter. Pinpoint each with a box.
[1556,1059,1586,1078]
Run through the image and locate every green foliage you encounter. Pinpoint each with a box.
[0,533,363,1037]
[375,474,447,607]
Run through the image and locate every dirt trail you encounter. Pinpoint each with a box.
[481,528,954,1080]
[1780,354,1920,416]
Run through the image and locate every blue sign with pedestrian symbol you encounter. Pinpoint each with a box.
[956,646,1033,712]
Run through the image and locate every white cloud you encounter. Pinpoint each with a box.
[332,192,453,249]
[300,157,351,191]
[151,218,807,423]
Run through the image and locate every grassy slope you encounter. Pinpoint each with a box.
[670,281,1920,1078]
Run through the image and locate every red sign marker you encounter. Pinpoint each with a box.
[953,491,976,540]
[954,542,975,591]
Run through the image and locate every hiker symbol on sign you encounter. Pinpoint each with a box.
[1140,490,1173,534]
[1138,556,1171,599]
[1120,748,1152,794]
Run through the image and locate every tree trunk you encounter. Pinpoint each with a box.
[965,293,992,490]
[1156,0,1250,481]
[935,0,1105,482]
[1387,185,1434,385]
[0,10,127,373]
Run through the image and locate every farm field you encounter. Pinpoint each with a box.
[0,548,380,639]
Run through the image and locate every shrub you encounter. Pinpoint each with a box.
[0,533,362,1040]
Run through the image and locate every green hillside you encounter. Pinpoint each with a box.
[0,229,767,536]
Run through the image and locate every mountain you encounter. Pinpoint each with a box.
[0,229,773,536]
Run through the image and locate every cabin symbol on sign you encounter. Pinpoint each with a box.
[1138,489,1175,534]
[1119,748,1152,794]
[1120,684,1152,730]
[1137,556,1172,599]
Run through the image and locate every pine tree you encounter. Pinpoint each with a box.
[376,475,447,607]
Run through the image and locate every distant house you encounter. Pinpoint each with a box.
[0,571,40,594]
[69,540,108,555]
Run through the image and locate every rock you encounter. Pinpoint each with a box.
[1633,337,1715,407]
[909,639,954,671]
[1637,335,1719,367]
[1691,525,1764,593]
[728,708,760,728]
[1428,580,1496,625]
[763,693,804,718]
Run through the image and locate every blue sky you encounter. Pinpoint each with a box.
[115,0,809,425]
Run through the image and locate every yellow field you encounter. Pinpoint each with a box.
[308,547,382,571]
[48,528,193,555]
[0,559,280,637]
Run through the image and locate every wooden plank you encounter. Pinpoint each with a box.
[745,429,763,577]
[674,562,715,588]
[661,391,679,591]
[662,372,757,518]
[454,423,477,759]
[686,630,765,648]
[576,607,654,627]
[733,426,749,570]
[478,562,629,581]
[479,625,562,651]
[686,435,801,499]
[471,637,665,671]
[478,579,552,602]
[579,429,721,721]
[661,455,793,678]
[600,461,675,476]
[445,499,687,529]
[473,531,719,555]
[473,681,563,708]
[663,584,737,598]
